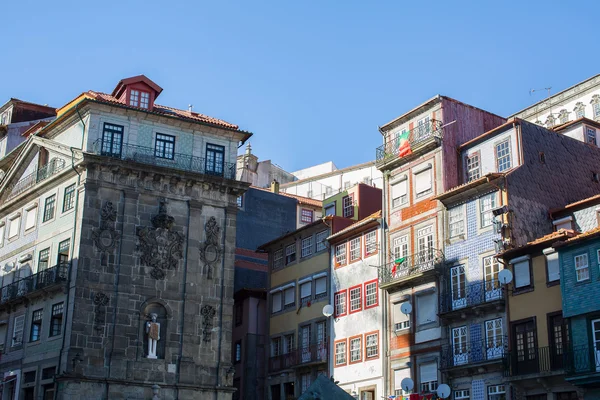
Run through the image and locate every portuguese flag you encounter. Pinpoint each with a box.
[397,130,412,157]
[391,257,406,276]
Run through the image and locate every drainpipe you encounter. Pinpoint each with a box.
[176,201,192,399]
[214,207,229,400]
[381,170,390,398]
[255,298,261,399]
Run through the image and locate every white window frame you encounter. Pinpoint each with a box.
[365,230,377,256]
[335,341,347,366]
[12,315,24,347]
[365,281,377,307]
[301,237,313,258]
[273,249,283,270]
[285,243,296,265]
[391,178,408,208]
[349,286,362,312]
[414,167,432,197]
[365,332,378,358]
[448,206,465,238]
[575,253,590,282]
[416,291,436,326]
[349,237,361,261]
[284,287,295,309]
[466,153,481,182]
[335,291,347,316]
[454,390,470,399]
[487,385,505,399]
[316,230,328,252]
[393,235,408,260]
[129,89,140,107]
[335,243,347,266]
[314,276,327,299]
[480,192,497,229]
[495,139,512,172]
[140,91,150,109]
[350,336,362,362]
[343,195,354,218]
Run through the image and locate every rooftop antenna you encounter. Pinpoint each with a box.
[530,87,552,123]
[188,104,193,112]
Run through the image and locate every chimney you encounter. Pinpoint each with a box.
[271,180,280,194]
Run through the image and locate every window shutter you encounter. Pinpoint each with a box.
[392,179,408,198]
[419,362,437,383]
[415,170,432,194]
[514,260,531,288]
[300,282,311,298]
[25,208,36,230]
[315,277,326,294]
[394,368,411,390]
[393,302,410,325]
[284,288,295,305]
[417,293,435,325]
[272,292,282,313]
[545,251,560,282]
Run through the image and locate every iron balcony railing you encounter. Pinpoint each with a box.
[269,341,328,372]
[0,263,69,305]
[441,336,508,369]
[6,158,67,200]
[565,345,600,376]
[91,140,237,180]
[440,279,505,314]
[376,119,443,166]
[504,345,566,377]
[378,249,444,286]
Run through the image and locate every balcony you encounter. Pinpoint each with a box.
[504,346,566,379]
[378,249,444,290]
[441,336,508,371]
[564,345,600,386]
[6,158,67,200]
[439,279,505,320]
[90,140,236,180]
[269,341,328,373]
[0,263,68,306]
[376,119,443,169]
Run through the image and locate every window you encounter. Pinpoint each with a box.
[316,230,328,252]
[101,123,123,157]
[575,103,585,119]
[301,209,314,224]
[25,206,37,230]
[236,195,243,208]
[234,302,242,326]
[0,223,4,247]
[349,237,361,261]
[417,226,434,262]
[546,249,560,283]
[350,336,362,363]
[205,144,225,176]
[49,303,63,337]
[301,237,313,258]
[394,368,411,397]
[391,179,408,207]
[12,315,24,346]
[448,206,465,238]
[8,215,20,238]
[140,91,150,109]
[587,127,597,146]
[38,248,50,271]
[363,176,372,185]
[480,193,497,228]
[43,195,56,222]
[235,341,242,362]
[546,115,555,128]
[284,334,294,354]
[559,110,569,124]
[595,102,600,119]
[495,140,512,172]
[454,390,470,399]
[58,239,70,265]
[285,244,296,264]
[343,195,354,218]
[324,203,335,216]
[42,367,55,380]
[414,168,432,197]
[513,258,532,289]
[30,309,43,342]
[334,290,347,317]
[575,253,589,282]
[556,392,578,400]
[301,373,311,394]
[349,286,362,313]
[417,292,436,325]
[364,280,378,308]
[272,291,282,313]
[344,181,351,190]
[315,276,327,300]
[283,287,295,309]
[393,303,410,331]
[466,153,481,182]
[365,332,378,359]
[154,133,175,159]
[364,231,377,256]
[300,281,312,303]
[335,340,347,366]
[487,385,506,400]
[325,186,333,196]
[419,362,437,393]
[62,184,76,212]
[393,235,408,260]
[273,249,283,270]
[335,243,347,266]
[129,89,140,107]
[271,337,282,357]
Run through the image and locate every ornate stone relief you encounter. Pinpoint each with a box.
[199,217,222,280]
[137,201,185,280]
[93,292,109,333]
[200,304,216,342]
[92,202,120,252]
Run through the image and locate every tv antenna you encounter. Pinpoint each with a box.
[530,87,552,123]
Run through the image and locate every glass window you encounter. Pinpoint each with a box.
[393,235,408,259]
[334,291,347,317]
[205,144,225,176]
[391,179,408,207]
[285,244,296,264]
[513,260,531,288]
[129,90,140,107]
[335,340,347,366]
[419,362,437,393]
[349,237,361,261]
[324,203,335,216]
[595,103,600,118]
[587,127,597,146]
[0,223,5,247]
[417,292,435,325]
[480,193,497,228]
[272,292,282,314]
[235,341,241,362]
[487,385,506,400]
[271,337,282,357]
[140,91,150,109]
[9,215,20,238]
[101,123,123,157]
[495,140,512,172]
[12,315,24,346]
[365,231,377,256]
[300,281,311,303]
[283,287,295,309]
[38,248,50,271]
[349,286,362,312]
[315,276,327,299]
[43,195,56,222]
[546,250,560,282]
[63,184,76,212]
[301,209,313,224]
[454,390,470,399]
[284,334,294,354]
[301,237,313,258]
[466,153,480,182]
[30,309,43,342]
[236,195,243,208]
[448,206,465,238]
[365,333,378,358]
[393,302,410,331]
[335,243,347,266]
[365,281,378,308]
[58,239,70,265]
[154,133,175,159]
[316,230,328,252]
[417,226,434,262]
[350,337,362,362]
[273,249,283,270]
[49,303,64,337]
[575,253,589,282]
[343,195,354,218]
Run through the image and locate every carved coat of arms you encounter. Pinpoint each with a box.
[137,201,185,280]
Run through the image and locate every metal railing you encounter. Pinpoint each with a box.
[441,336,508,369]
[269,341,328,372]
[378,249,444,286]
[565,345,600,375]
[91,140,237,180]
[504,345,566,377]
[440,279,505,314]
[7,158,67,200]
[376,120,443,165]
[0,263,68,304]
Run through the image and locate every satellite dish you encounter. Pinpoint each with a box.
[400,377,414,392]
[400,302,412,315]
[436,384,451,399]
[498,269,513,285]
[3,262,14,272]
[322,304,334,318]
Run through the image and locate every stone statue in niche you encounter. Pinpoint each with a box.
[199,217,222,279]
[137,200,185,280]
[146,313,160,359]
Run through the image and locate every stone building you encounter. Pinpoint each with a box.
[0,75,251,399]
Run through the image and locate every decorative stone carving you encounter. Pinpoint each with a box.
[137,201,185,280]
[93,292,109,333]
[199,217,222,279]
[92,202,120,252]
[200,305,216,342]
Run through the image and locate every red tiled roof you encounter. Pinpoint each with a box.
[251,186,323,208]
[435,173,504,201]
[86,91,240,130]
[499,229,578,258]
[554,227,600,247]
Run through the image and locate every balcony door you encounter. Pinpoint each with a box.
[417,226,434,266]
[452,326,468,366]
[483,256,502,301]
[485,318,504,360]
[549,313,569,370]
[101,123,123,157]
[205,144,225,176]
[450,265,466,310]
[316,321,327,362]
[512,319,537,375]
[591,319,600,372]
[300,325,311,363]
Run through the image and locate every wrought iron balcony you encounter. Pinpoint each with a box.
[441,336,508,370]
[376,119,443,167]
[564,345,600,377]
[268,341,328,373]
[504,345,566,378]
[439,279,505,316]
[91,140,236,180]
[0,263,68,305]
[6,158,67,200]
[378,249,444,288]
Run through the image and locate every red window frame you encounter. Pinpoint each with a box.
[334,290,347,317]
[349,285,362,314]
[364,229,378,257]
[343,194,354,218]
[301,208,314,224]
[349,236,361,262]
[363,279,379,309]
[348,334,363,364]
[364,330,379,360]
[334,338,348,367]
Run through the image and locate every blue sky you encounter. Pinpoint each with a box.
[2,1,599,171]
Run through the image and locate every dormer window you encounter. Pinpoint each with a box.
[140,92,150,109]
[129,90,150,108]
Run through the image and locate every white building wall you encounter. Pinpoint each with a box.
[520,88,600,126]
[291,161,337,180]
[462,128,518,178]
